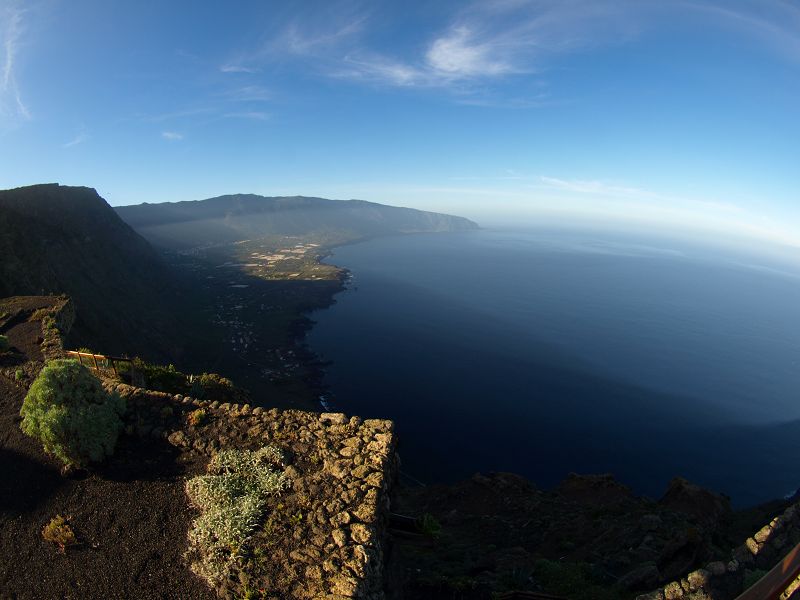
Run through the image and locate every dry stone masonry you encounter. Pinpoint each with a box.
[636,502,800,600]
[107,382,398,600]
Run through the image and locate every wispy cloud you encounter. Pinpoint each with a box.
[220,64,260,74]
[426,26,517,78]
[223,111,269,121]
[227,0,800,102]
[539,176,652,198]
[63,131,88,148]
[388,177,799,247]
[357,1,638,88]
[282,17,365,55]
[161,131,183,141]
[244,0,643,99]
[682,1,800,63]
[333,53,427,87]
[1,2,30,125]
[536,174,745,215]
[143,107,214,122]
[220,85,271,102]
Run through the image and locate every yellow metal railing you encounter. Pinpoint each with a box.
[735,542,800,600]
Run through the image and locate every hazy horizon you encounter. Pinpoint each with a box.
[2,1,799,249]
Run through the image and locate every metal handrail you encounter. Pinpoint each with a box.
[735,542,800,600]
[65,350,134,378]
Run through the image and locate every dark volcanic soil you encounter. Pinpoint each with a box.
[0,309,214,600]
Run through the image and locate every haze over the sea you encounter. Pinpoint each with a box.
[1,0,799,250]
[309,228,800,507]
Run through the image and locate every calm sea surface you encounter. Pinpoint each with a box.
[307,228,800,506]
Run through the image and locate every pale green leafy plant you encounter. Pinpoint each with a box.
[185,446,290,588]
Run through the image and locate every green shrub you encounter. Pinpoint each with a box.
[532,559,620,600]
[136,359,188,392]
[20,359,126,467]
[186,446,289,588]
[197,372,248,403]
[14,369,23,381]
[416,513,442,538]
[743,569,768,590]
[187,408,209,427]
[40,315,57,332]
[0,335,9,352]
[42,515,77,552]
[29,308,51,322]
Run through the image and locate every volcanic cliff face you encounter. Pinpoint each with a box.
[115,194,479,250]
[0,184,181,360]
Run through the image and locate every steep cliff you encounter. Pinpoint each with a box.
[0,184,181,360]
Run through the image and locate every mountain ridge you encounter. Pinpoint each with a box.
[115,193,479,250]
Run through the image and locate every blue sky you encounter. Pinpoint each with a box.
[1,0,799,247]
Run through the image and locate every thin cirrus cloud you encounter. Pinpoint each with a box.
[531,175,780,245]
[538,176,653,199]
[223,111,269,121]
[682,1,800,63]
[143,107,215,123]
[1,2,30,125]
[220,85,271,102]
[161,131,184,141]
[229,0,800,97]
[219,64,260,74]
[537,174,744,215]
[435,173,793,246]
[269,0,642,90]
[425,26,518,78]
[63,132,88,148]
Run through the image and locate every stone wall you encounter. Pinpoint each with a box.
[41,295,75,361]
[636,502,800,600]
[108,382,398,599]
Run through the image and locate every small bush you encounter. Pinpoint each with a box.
[197,372,248,403]
[29,308,51,322]
[145,361,187,391]
[42,515,77,552]
[40,315,57,332]
[14,369,23,381]
[185,447,289,588]
[532,559,621,600]
[0,335,9,352]
[743,569,768,590]
[20,359,126,467]
[416,513,442,538]
[187,408,208,427]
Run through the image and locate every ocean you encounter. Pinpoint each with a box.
[307,227,800,507]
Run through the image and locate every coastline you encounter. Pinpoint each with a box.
[288,246,353,412]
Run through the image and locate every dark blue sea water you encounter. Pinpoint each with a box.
[307,228,800,506]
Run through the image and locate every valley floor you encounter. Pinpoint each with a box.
[161,233,355,412]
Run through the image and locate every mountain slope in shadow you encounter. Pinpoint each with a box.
[0,183,182,360]
[115,194,479,250]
